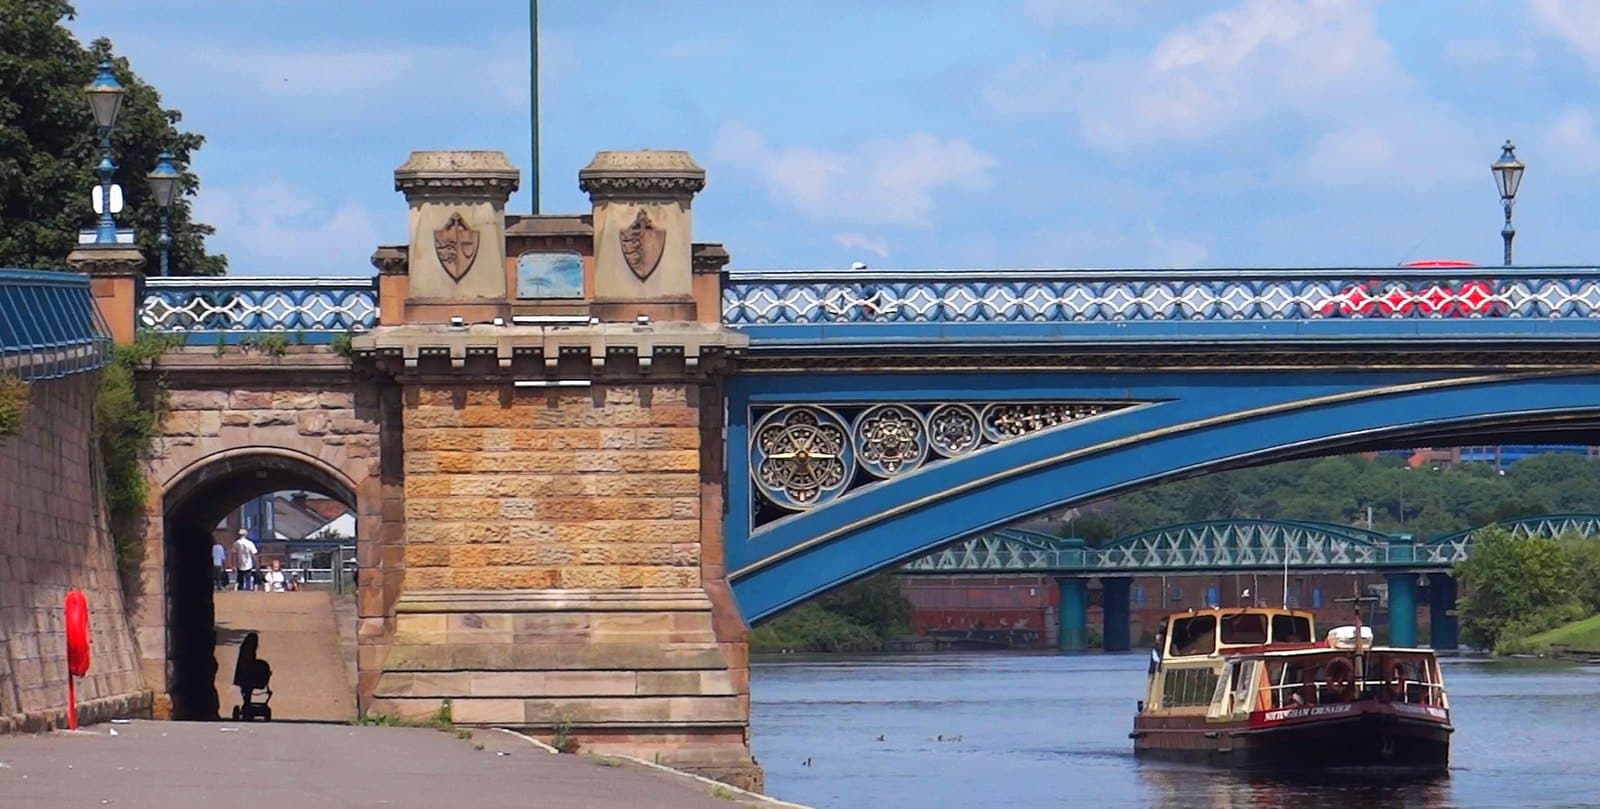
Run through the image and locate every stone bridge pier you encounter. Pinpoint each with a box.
[349,151,755,785]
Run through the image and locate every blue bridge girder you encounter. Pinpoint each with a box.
[718,266,1600,623]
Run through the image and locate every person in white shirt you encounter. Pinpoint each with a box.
[233,529,259,591]
[263,560,287,593]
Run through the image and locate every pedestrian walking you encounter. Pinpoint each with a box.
[212,541,229,591]
[233,529,259,592]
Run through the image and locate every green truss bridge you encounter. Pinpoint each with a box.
[901,514,1600,653]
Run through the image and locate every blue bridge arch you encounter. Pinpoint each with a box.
[724,368,1600,623]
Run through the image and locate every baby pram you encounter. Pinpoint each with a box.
[230,631,273,721]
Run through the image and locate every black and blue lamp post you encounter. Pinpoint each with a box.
[147,152,180,276]
[83,61,126,245]
[1491,140,1525,267]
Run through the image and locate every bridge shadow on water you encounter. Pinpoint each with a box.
[1136,764,1452,808]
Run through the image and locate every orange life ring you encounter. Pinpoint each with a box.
[1325,658,1356,699]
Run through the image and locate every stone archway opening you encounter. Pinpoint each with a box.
[161,451,357,721]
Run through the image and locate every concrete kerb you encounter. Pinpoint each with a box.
[490,726,814,809]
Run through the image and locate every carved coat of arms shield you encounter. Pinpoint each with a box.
[619,209,666,281]
[433,212,481,282]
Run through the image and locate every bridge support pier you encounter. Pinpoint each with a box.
[1101,577,1132,652]
[1385,572,1418,648]
[1428,573,1458,652]
[1056,577,1088,651]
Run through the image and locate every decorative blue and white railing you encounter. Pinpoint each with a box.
[722,267,1600,328]
[139,276,378,343]
[906,514,1600,573]
[0,269,112,380]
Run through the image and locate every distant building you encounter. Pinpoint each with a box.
[213,491,354,566]
[1378,445,1600,471]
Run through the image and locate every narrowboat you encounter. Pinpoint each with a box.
[1131,606,1452,771]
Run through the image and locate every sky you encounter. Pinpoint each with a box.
[62,0,1600,275]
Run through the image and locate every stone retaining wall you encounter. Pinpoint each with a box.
[0,372,150,731]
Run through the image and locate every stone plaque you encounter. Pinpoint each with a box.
[516,251,584,298]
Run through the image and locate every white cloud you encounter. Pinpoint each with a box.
[711,123,994,227]
[833,233,890,258]
[194,183,382,276]
[1530,0,1600,67]
[990,0,1474,192]
[1031,0,1394,149]
[1539,107,1600,175]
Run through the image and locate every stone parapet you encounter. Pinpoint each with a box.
[68,245,146,345]
[350,321,746,376]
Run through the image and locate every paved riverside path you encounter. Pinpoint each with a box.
[0,720,788,808]
[213,590,357,722]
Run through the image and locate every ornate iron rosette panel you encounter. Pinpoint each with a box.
[853,405,929,478]
[927,404,981,457]
[980,403,1111,443]
[748,400,1139,523]
[751,406,855,510]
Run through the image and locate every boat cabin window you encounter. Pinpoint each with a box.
[1168,615,1217,656]
[1161,667,1220,708]
[1271,614,1312,644]
[1220,613,1267,645]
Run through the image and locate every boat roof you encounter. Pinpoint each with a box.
[1224,645,1441,660]
[1159,606,1316,621]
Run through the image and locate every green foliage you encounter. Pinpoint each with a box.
[96,333,178,580]
[1559,534,1600,615]
[239,332,289,357]
[1056,453,1600,544]
[0,372,28,435]
[750,573,914,653]
[352,700,459,733]
[1521,614,1600,652]
[551,714,580,754]
[330,332,355,358]
[0,2,225,273]
[1455,527,1585,651]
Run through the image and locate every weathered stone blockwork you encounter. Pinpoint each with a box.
[399,383,702,591]
[0,372,150,732]
[370,379,758,789]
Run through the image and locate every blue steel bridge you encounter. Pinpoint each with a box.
[902,515,1600,652]
[33,263,1600,649]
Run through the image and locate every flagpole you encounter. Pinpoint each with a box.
[530,0,541,214]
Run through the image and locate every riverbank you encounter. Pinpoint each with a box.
[0,720,807,809]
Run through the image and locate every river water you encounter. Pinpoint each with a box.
[750,653,1600,809]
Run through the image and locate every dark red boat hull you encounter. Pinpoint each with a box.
[1133,702,1451,772]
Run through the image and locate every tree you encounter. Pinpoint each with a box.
[1454,527,1582,651]
[0,1,225,273]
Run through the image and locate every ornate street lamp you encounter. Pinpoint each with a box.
[1491,140,1525,266]
[146,152,180,276]
[84,60,126,245]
